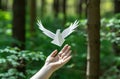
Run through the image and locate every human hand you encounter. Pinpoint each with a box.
[30,44,72,79]
[44,44,72,72]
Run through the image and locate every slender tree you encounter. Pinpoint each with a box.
[0,0,2,9]
[86,0,100,79]
[62,0,67,26]
[30,0,36,36]
[76,0,83,17]
[76,0,87,18]
[84,0,87,18]
[114,0,120,13]
[12,0,26,50]
[12,0,26,76]
[41,0,46,17]
[2,0,8,10]
[53,0,60,17]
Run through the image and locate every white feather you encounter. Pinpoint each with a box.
[37,20,79,47]
[62,20,79,38]
[37,20,55,39]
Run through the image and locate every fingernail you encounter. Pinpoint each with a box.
[54,49,57,52]
[65,44,68,46]
[68,46,71,48]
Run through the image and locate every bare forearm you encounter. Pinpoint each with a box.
[30,65,53,79]
[30,44,71,79]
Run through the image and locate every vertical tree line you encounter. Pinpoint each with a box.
[30,0,36,36]
[0,0,7,10]
[0,0,8,10]
[62,0,67,25]
[0,0,2,9]
[12,0,26,76]
[53,0,67,25]
[86,0,100,79]
[12,0,26,50]
[53,0,60,17]
[0,0,112,78]
[114,0,120,13]
[76,0,87,18]
[76,0,83,17]
[41,0,46,17]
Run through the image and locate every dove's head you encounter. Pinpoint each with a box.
[56,29,61,34]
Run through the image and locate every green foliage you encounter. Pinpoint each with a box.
[0,10,14,48]
[100,14,120,79]
[0,10,12,36]
[0,10,120,78]
[26,18,87,79]
[0,47,46,79]
[101,14,120,46]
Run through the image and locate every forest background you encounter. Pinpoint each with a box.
[0,0,120,79]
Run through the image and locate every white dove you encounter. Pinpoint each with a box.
[37,20,79,47]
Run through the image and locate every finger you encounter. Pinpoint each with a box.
[52,55,72,68]
[63,56,72,64]
[50,50,58,57]
[63,50,72,60]
[59,44,69,54]
[61,46,71,58]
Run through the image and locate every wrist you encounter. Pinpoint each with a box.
[30,65,54,79]
[43,64,54,73]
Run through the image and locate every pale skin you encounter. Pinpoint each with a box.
[30,44,72,79]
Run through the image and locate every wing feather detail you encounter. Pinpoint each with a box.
[37,20,55,39]
[61,20,79,38]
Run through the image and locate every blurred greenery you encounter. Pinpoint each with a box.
[0,47,46,79]
[0,0,120,79]
[0,10,120,78]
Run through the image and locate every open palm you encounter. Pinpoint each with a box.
[45,44,72,72]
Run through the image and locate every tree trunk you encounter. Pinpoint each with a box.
[41,0,46,17]
[53,0,60,17]
[114,0,120,13]
[30,0,36,36]
[86,0,100,79]
[76,0,87,18]
[76,0,83,17]
[0,0,2,9]
[2,0,8,11]
[84,0,87,18]
[12,0,26,76]
[12,0,26,50]
[62,0,67,26]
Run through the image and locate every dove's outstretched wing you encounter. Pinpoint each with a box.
[37,20,55,39]
[61,20,79,38]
